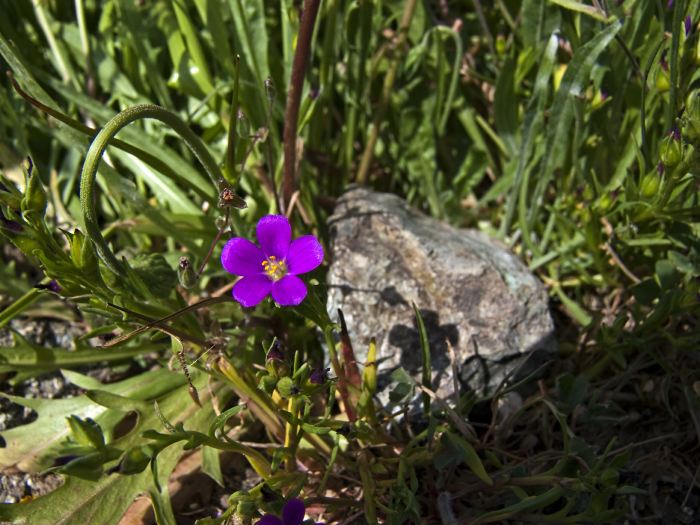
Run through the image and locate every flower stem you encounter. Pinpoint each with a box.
[80,104,224,276]
[282,0,321,211]
[284,396,300,472]
[0,285,44,329]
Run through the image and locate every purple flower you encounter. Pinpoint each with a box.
[257,498,324,525]
[686,15,693,36]
[222,215,323,307]
[309,367,330,385]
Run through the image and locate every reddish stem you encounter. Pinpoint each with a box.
[282,0,321,211]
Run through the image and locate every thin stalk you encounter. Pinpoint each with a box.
[667,0,685,131]
[356,0,418,184]
[284,397,300,471]
[0,286,43,329]
[324,326,356,421]
[282,0,321,211]
[224,55,240,184]
[80,104,226,275]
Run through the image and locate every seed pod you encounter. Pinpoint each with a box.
[640,172,661,198]
[276,377,298,399]
[660,131,682,167]
[684,92,700,145]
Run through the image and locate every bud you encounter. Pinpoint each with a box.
[258,373,278,394]
[177,256,197,288]
[684,91,700,144]
[656,56,670,92]
[20,161,47,225]
[266,340,284,361]
[309,366,330,385]
[67,416,105,449]
[276,376,299,398]
[660,128,682,167]
[595,192,615,212]
[640,172,661,198]
[496,34,506,55]
[590,90,609,111]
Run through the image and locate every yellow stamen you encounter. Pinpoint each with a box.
[261,256,287,281]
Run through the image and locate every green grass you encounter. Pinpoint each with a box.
[0,0,699,523]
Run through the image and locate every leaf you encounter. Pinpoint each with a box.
[0,334,159,374]
[549,0,612,22]
[0,368,185,471]
[413,304,431,416]
[442,432,493,486]
[0,370,215,525]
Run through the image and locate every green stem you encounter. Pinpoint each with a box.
[0,285,44,329]
[80,104,224,276]
[284,397,300,472]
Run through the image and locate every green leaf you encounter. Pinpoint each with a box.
[441,432,493,486]
[67,416,106,449]
[549,0,612,22]
[0,368,185,471]
[413,304,431,416]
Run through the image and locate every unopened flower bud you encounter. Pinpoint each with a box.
[21,161,47,224]
[309,366,330,385]
[496,34,506,55]
[266,341,284,361]
[258,374,278,394]
[177,256,197,288]
[660,128,683,167]
[684,91,700,144]
[276,377,299,398]
[591,90,609,110]
[640,172,661,198]
[656,56,670,92]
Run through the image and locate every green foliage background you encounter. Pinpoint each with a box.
[0,0,699,523]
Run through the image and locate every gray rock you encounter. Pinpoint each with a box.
[326,187,555,403]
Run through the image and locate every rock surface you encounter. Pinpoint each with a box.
[326,187,555,402]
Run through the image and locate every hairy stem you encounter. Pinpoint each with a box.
[80,104,224,275]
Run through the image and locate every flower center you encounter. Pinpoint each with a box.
[261,255,287,281]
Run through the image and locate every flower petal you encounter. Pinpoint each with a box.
[233,275,272,307]
[221,238,266,276]
[281,498,305,525]
[257,215,291,259]
[286,235,324,275]
[271,276,307,306]
[256,516,283,525]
